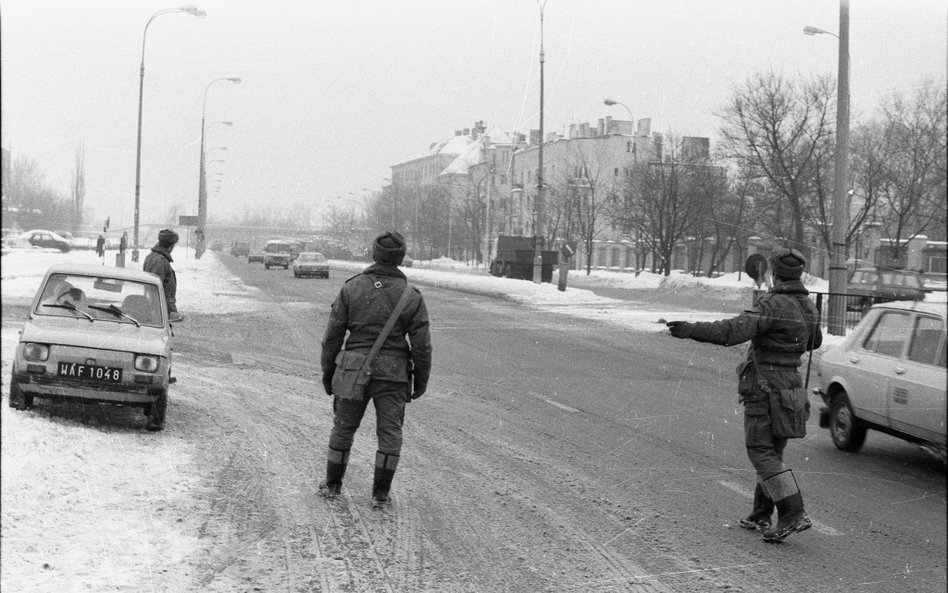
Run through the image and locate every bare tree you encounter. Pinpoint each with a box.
[691,162,740,277]
[548,140,623,274]
[717,71,836,259]
[614,136,708,276]
[873,83,947,263]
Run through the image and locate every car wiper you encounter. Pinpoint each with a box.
[42,302,94,321]
[88,304,141,327]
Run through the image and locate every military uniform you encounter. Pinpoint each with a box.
[319,232,432,504]
[668,248,822,542]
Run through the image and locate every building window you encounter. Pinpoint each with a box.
[924,249,947,274]
[614,167,619,177]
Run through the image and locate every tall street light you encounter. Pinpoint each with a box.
[603,98,634,125]
[533,0,548,284]
[196,77,240,259]
[805,0,850,335]
[132,5,205,262]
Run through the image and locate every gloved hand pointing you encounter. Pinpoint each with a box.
[666,321,693,339]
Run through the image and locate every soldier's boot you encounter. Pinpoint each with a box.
[318,447,349,499]
[760,470,812,543]
[371,451,399,507]
[739,482,774,530]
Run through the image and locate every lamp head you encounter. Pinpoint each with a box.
[803,26,822,36]
[227,77,242,84]
[604,98,617,106]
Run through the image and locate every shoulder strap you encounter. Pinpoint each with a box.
[362,283,413,370]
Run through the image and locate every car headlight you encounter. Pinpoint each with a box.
[23,343,50,362]
[134,355,160,373]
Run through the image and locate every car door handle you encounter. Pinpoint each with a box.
[894,367,906,375]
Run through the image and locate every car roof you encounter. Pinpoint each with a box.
[43,263,162,285]
[872,300,945,315]
[24,229,67,239]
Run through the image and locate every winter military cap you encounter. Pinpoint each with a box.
[372,231,406,266]
[158,229,179,246]
[769,247,806,279]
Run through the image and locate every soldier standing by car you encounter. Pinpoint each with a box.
[666,248,822,543]
[318,231,432,506]
[143,229,183,322]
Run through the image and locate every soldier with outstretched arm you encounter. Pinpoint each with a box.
[666,248,823,543]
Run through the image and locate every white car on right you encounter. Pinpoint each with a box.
[816,301,946,460]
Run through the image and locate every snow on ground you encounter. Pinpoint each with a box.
[1,247,939,591]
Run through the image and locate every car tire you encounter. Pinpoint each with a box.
[284,265,289,270]
[8,375,33,410]
[265,263,270,270]
[147,391,167,431]
[829,393,867,452]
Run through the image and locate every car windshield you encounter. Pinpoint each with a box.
[266,243,290,253]
[299,253,326,262]
[880,271,921,288]
[34,272,163,327]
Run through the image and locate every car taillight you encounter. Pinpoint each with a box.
[134,355,159,373]
[23,343,50,362]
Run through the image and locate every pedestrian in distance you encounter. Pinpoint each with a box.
[319,231,432,506]
[95,234,106,261]
[666,247,822,543]
[143,229,184,323]
[120,231,128,255]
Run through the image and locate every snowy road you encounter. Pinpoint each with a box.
[3,251,945,592]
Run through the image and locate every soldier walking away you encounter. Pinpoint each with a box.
[143,229,184,323]
[666,248,822,543]
[319,231,432,506]
[95,234,106,261]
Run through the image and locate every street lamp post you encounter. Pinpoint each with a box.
[805,0,850,335]
[604,98,634,128]
[133,5,205,263]
[533,0,548,284]
[196,78,240,259]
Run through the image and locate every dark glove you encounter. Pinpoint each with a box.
[666,321,693,339]
[322,371,334,396]
[410,389,425,401]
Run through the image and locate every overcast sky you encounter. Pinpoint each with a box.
[2,0,945,231]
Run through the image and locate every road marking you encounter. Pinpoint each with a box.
[540,396,579,413]
[717,480,842,536]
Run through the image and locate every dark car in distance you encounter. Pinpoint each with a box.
[847,268,925,312]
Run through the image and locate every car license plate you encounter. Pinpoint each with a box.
[57,362,122,383]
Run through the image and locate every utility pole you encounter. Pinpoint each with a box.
[484,166,493,266]
[828,0,850,335]
[533,0,547,284]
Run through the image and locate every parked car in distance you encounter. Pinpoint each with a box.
[847,268,925,312]
[210,240,225,252]
[230,241,250,257]
[815,301,946,461]
[263,239,292,270]
[247,248,265,263]
[9,263,175,430]
[292,252,330,278]
[22,229,72,252]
